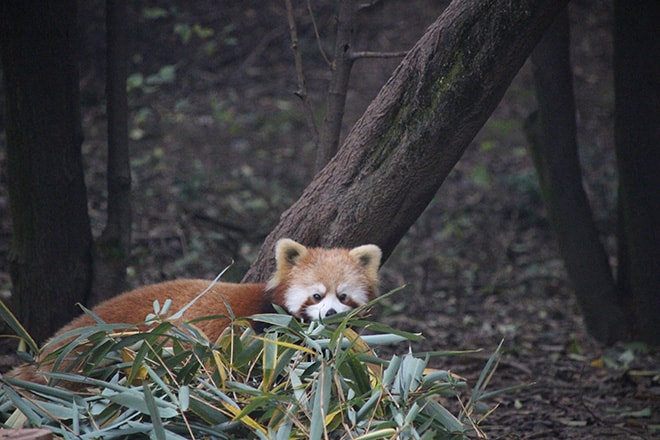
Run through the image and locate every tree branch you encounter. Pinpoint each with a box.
[349,50,408,60]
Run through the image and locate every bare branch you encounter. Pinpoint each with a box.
[284,0,319,146]
[349,50,409,60]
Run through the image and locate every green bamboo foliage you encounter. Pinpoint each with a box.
[0,292,504,439]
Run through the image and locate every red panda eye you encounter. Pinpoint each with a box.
[312,293,323,301]
[338,293,347,302]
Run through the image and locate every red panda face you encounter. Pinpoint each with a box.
[285,281,370,321]
[267,239,382,321]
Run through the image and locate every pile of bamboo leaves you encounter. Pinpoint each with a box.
[1,292,505,439]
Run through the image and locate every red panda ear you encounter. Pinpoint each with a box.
[349,244,382,277]
[275,238,308,271]
[268,239,308,289]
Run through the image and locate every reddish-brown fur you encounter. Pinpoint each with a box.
[5,239,382,385]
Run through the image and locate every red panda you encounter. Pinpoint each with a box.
[6,238,382,384]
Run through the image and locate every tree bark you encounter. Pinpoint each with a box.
[525,8,628,344]
[244,0,568,282]
[0,1,93,343]
[613,0,660,345]
[90,0,132,305]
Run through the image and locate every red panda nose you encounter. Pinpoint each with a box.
[325,308,337,316]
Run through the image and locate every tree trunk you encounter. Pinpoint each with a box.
[90,0,132,305]
[316,0,355,172]
[244,0,568,282]
[525,8,628,344]
[0,1,93,343]
[613,0,660,345]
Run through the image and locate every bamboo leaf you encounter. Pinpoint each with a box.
[121,347,149,384]
[382,354,401,388]
[33,400,80,420]
[2,376,86,404]
[262,332,278,391]
[275,415,294,440]
[309,361,333,440]
[0,300,39,353]
[251,335,316,355]
[356,389,383,421]
[219,399,267,435]
[104,388,178,418]
[349,320,424,342]
[178,385,190,411]
[143,381,167,440]
[354,428,398,439]
[422,399,465,433]
[187,395,230,424]
[2,385,43,426]
[249,313,295,328]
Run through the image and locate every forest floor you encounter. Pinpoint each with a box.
[0,0,658,438]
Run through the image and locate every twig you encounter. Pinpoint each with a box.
[306,0,332,67]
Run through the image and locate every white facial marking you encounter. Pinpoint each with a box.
[302,282,370,320]
[304,295,352,320]
[285,283,326,317]
[285,278,372,321]
[337,282,369,305]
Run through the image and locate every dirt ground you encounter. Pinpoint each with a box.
[0,0,658,438]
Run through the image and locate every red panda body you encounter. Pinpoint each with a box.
[53,279,273,343]
[6,239,382,385]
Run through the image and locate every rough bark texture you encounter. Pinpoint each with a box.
[244,0,568,282]
[90,0,132,305]
[526,8,628,344]
[0,2,93,343]
[613,0,660,345]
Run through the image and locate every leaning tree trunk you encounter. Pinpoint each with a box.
[613,0,660,345]
[0,1,93,343]
[244,0,569,282]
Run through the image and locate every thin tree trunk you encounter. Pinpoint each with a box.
[0,1,93,343]
[316,0,355,171]
[526,8,628,344]
[90,0,132,305]
[613,0,660,345]
[244,0,568,282]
